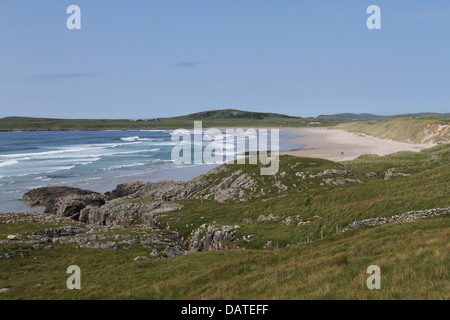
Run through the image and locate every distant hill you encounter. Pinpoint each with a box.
[2,108,449,131]
[318,112,450,121]
[0,109,344,131]
[175,109,296,120]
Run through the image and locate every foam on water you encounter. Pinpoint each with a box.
[120,136,140,142]
[0,160,20,167]
[0,129,304,212]
[100,162,147,171]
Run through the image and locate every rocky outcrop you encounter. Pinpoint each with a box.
[0,212,186,259]
[176,170,258,203]
[148,245,185,258]
[257,214,280,222]
[32,226,88,237]
[188,224,239,252]
[105,181,146,199]
[323,177,364,185]
[0,211,74,224]
[22,186,105,215]
[21,184,184,227]
[54,194,106,220]
[78,242,118,250]
[20,164,367,254]
[341,207,449,233]
[105,180,184,200]
[79,199,183,227]
[308,169,354,179]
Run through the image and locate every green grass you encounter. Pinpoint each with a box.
[334,117,450,144]
[0,144,448,300]
[0,215,448,299]
[156,144,449,249]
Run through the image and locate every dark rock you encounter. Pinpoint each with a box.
[78,242,118,250]
[106,180,184,200]
[105,181,147,199]
[79,199,183,227]
[22,186,104,214]
[55,194,105,219]
[32,226,88,237]
[188,224,239,252]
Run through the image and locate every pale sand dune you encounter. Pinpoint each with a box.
[280,128,435,161]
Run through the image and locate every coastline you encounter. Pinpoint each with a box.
[279,127,435,161]
[1,127,438,212]
[72,163,220,194]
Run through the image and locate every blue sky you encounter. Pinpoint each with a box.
[0,0,449,118]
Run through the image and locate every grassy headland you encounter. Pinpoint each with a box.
[334,116,450,144]
[1,143,448,299]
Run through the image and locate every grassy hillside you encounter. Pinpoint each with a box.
[0,110,344,131]
[334,117,450,144]
[156,144,449,247]
[319,112,450,121]
[179,109,293,119]
[0,144,448,299]
[0,214,448,300]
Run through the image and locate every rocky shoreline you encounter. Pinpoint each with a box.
[1,162,447,261]
[1,171,247,260]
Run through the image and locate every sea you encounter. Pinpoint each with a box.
[0,130,304,212]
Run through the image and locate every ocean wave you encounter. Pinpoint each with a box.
[0,172,33,179]
[71,159,99,165]
[34,157,101,165]
[0,148,88,159]
[147,141,178,146]
[34,176,52,181]
[102,148,161,156]
[0,160,20,168]
[3,190,21,194]
[0,142,143,160]
[120,136,163,142]
[0,141,164,163]
[99,142,141,148]
[43,166,76,174]
[120,136,140,142]
[151,159,176,164]
[0,166,76,179]
[139,130,170,133]
[99,163,146,171]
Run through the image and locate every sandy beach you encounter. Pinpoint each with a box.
[280,127,435,161]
